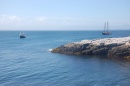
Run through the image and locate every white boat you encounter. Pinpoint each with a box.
[19,32,26,38]
[102,22,111,35]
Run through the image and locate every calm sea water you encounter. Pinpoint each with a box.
[0,30,130,86]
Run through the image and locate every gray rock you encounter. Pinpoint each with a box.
[51,39,130,60]
[108,45,130,59]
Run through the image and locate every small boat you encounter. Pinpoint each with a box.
[102,22,111,35]
[19,32,26,38]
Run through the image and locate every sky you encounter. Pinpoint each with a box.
[0,0,130,30]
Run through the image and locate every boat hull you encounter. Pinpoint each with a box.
[102,32,110,35]
[20,35,26,38]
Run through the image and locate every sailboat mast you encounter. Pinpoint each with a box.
[107,22,109,32]
[102,21,110,35]
[104,22,106,32]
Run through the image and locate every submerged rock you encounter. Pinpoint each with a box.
[51,36,130,60]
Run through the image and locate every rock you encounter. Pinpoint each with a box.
[108,45,130,59]
[51,36,130,60]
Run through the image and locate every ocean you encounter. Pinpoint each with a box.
[0,30,130,86]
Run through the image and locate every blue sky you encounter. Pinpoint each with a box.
[0,0,130,30]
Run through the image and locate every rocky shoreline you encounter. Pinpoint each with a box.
[51,36,130,60]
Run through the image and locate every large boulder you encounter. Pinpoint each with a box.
[52,43,90,55]
[51,37,130,60]
[108,45,130,59]
[52,43,111,55]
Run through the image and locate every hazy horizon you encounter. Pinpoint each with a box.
[0,0,130,30]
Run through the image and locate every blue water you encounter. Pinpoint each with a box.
[0,30,130,86]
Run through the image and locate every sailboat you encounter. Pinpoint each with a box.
[19,32,26,38]
[102,22,110,35]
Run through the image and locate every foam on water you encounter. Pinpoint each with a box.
[48,49,53,52]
